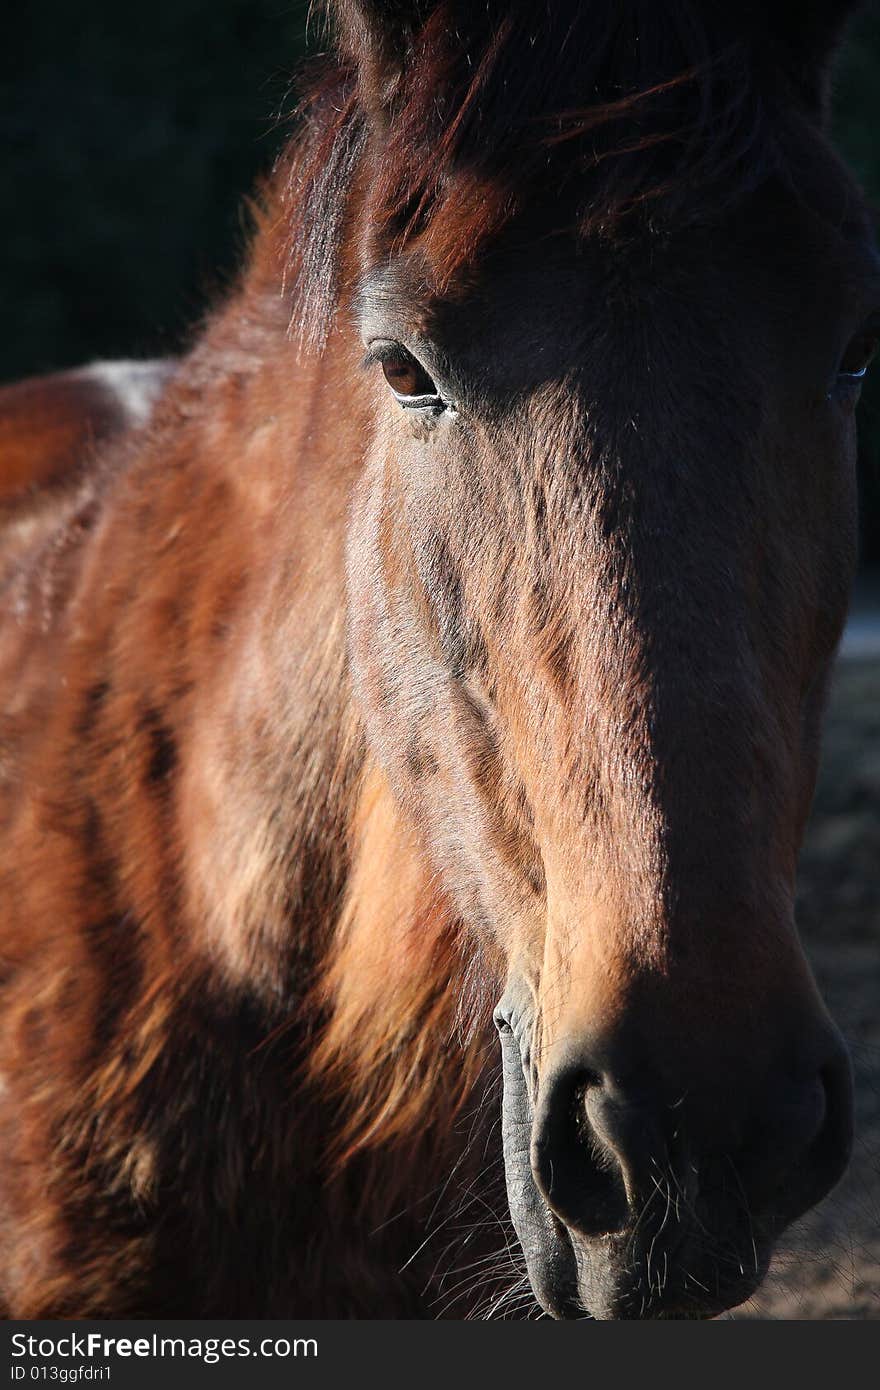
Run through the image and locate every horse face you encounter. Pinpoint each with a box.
[345,157,878,1316]
[337,0,877,1320]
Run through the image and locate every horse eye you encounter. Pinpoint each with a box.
[378,350,436,400]
[838,330,879,380]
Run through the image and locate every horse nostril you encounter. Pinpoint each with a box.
[530,1065,633,1237]
[813,1051,855,1175]
[528,1027,854,1270]
[737,1043,854,1228]
[786,1049,854,1220]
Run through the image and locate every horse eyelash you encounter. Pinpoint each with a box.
[360,341,410,370]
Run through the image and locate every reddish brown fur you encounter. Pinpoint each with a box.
[0,363,171,503]
[0,0,873,1319]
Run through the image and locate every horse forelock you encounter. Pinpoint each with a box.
[277,0,854,350]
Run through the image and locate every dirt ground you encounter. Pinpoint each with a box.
[728,656,880,1319]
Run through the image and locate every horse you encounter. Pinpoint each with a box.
[0,0,876,1320]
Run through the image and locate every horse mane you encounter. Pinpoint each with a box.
[282,1,790,348]
[309,762,498,1169]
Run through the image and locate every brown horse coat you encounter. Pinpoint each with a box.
[0,0,875,1318]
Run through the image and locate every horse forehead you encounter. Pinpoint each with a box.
[364,238,835,410]
[365,153,879,366]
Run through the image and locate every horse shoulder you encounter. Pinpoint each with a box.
[0,359,176,505]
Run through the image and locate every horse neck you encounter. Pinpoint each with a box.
[100,250,359,1000]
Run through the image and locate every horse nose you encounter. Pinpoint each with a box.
[735,1043,854,1225]
[530,1060,669,1239]
[530,1032,853,1242]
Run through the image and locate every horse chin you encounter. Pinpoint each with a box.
[512,1215,771,1321]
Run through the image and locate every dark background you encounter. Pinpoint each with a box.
[2,1,879,560]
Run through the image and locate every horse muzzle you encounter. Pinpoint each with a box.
[495,990,854,1320]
